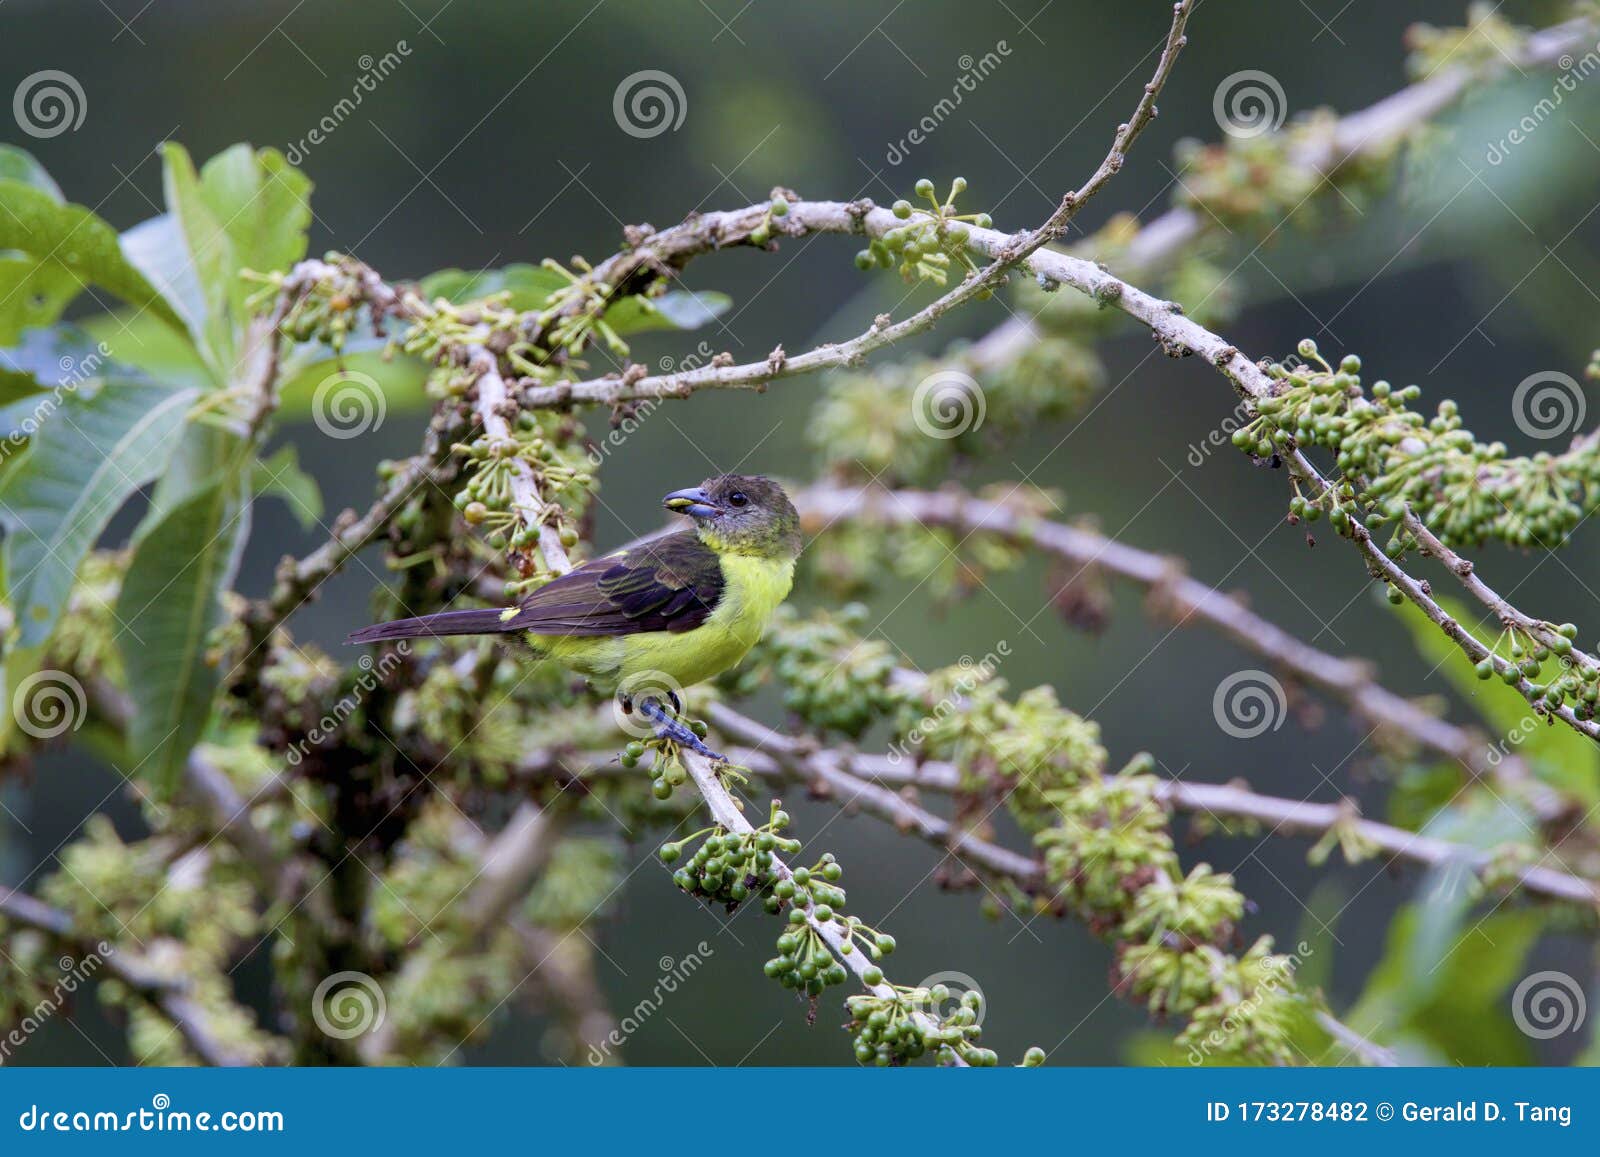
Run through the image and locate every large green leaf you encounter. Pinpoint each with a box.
[0,380,197,647]
[0,178,184,342]
[1347,905,1542,1065]
[418,264,567,310]
[131,144,313,384]
[1391,596,1600,805]
[155,146,238,378]
[197,144,311,316]
[0,325,100,408]
[253,443,323,530]
[115,475,251,792]
[0,145,63,199]
[604,289,731,334]
[418,264,731,335]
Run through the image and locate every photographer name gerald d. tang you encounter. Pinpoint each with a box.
[1402,1101,1571,1127]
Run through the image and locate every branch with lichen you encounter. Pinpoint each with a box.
[793,483,1579,822]
[719,607,1331,1063]
[0,885,270,1067]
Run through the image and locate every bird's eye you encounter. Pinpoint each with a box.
[728,491,749,508]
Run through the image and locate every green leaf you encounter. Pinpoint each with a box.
[0,380,197,647]
[80,307,211,390]
[0,145,63,199]
[604,289,731,334]
[275,348,428,424]
[154,145,239,378]
[137,143,313,384]
[1390,596,1600,805]
[115,476,251,792]
[417,265,731,335]
[418,263,567,311]
[196,144,312,322]
[253,443,323,529]
[0,325,100,406]
[0,258,81,346]
[1347,905,1543,1065]
[0,178,184,342]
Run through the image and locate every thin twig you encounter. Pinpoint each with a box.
[675,746,971,1065]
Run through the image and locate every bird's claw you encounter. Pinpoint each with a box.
[636,696,723,761]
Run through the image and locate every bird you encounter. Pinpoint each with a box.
[346,473,803,717]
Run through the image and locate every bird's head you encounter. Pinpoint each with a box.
[663,474,802,559]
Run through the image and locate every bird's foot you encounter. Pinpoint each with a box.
[636,696,724,761]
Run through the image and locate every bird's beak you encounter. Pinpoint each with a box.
[663,486,721,519]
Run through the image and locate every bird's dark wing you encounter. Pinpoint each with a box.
[503,529,723,637]
[346,530,722,645]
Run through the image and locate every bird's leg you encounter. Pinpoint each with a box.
[637,696,725,761]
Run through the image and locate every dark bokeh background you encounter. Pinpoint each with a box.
[5,0,1599,1064]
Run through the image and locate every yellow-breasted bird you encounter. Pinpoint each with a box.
[346,474,801,708]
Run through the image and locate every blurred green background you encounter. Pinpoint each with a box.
[5,0,1600,1064]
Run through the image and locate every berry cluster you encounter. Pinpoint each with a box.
[452,423,590,586]
[1237,341,1600,553]
[855,177,993,288]
[846,984,1003,1067]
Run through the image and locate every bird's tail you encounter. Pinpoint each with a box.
[345,607,521,645]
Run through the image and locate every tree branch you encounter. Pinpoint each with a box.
[674,746,971,1065]
[0,887,260,1067]
[794,483,1565,819]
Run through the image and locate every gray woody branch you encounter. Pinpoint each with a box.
[794,484,1565,821]
[0,887,258,1067]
